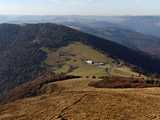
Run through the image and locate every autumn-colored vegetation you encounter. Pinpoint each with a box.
[89,76,160,88]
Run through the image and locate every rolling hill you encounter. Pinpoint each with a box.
[0,23,160,100]
[0,23,160,120]
[43,42,140,77]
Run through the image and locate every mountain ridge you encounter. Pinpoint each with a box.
[0,23,160,98]
[1,16,160,58]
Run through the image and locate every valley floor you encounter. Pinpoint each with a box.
[1,78,160,120]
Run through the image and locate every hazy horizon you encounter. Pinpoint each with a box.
[0,0,160,16]
[0,14,150,17]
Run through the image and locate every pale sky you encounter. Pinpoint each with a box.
[0,0,160,15]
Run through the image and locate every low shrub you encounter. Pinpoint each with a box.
[89,76,160,88]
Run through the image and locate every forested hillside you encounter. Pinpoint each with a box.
[0,23,160,97]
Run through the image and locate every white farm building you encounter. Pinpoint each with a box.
[85,60,94,64]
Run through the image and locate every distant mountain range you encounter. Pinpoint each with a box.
[63,21,160,57]
[1,15,160,57]
[1,15,160,36]
[103,16,160,38]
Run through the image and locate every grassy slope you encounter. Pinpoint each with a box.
[1,78,160,120]
[43,42,140,77]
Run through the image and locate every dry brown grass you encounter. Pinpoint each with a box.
[1,78,160,120]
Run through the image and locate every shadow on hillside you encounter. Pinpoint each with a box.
[0,73,81,105]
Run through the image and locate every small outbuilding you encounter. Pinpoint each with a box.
[85,60,94,64]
